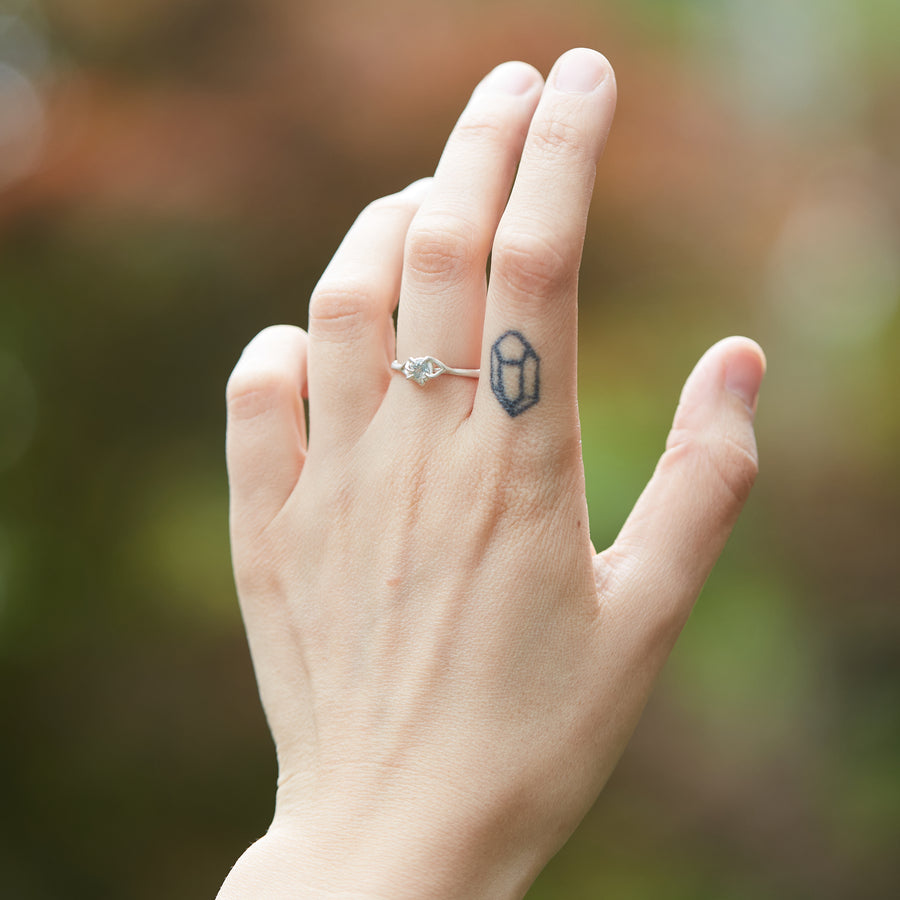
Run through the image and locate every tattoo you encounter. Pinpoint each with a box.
[490,331,540,417]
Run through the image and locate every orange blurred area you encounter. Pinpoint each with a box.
[1,1,898,897]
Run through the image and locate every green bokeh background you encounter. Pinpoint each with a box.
[1,1,898,897]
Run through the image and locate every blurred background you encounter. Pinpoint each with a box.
[1,0,898,897]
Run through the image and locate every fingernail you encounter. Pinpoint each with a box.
[477,61,538,96]
[551,48,609,93]
[725,348,766,415]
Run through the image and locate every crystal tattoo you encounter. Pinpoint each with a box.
[490,331,540,417]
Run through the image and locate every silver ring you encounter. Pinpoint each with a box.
[391,356,480,386]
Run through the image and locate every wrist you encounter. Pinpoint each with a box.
[218,790,543,900]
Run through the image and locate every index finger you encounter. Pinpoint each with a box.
[473,49,617,444]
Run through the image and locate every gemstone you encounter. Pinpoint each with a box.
[403,357,438,385]
[490,331,540,417]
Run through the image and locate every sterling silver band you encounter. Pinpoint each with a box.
[391,356,480,386]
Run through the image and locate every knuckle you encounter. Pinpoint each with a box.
[491,227,574,300]
[664,428,759,506]
[363,191,417,217]
[452,112,511,148]
[252,323,306,352]
[528,116,585,160]
[308,282,378,334]
[712,435,760,503]
[405,216,479,284]
[226,365,296,420]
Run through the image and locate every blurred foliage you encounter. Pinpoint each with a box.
[1,0,898,897]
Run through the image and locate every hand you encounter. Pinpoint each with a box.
[219,48,765,899]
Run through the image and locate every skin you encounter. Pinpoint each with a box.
[219,48,766,899]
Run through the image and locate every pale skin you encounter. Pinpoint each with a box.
[220,48,766,899]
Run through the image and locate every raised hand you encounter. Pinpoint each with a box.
[220,48,765,899]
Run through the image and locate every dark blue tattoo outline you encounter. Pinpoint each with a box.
[490,331,540,417]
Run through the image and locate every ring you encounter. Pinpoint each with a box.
[391,356,480,386]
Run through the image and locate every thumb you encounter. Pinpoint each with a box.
[596,336,765,649]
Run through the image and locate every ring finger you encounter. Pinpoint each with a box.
[394,61,543,390]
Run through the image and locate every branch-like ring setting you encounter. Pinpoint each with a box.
[391,357,480,386]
